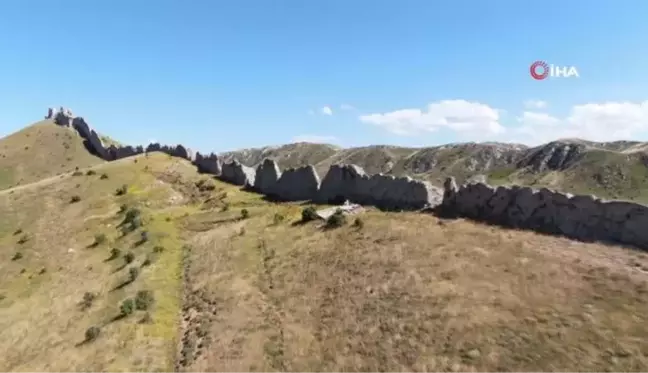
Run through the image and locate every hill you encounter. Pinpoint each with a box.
[1,119,648,371]
[221,139,648,203]
[0,120,105,190]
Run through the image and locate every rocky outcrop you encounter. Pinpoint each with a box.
[441,177,648,249]
[220,160,256,187]
[317,164,442,210]
[253,158,282,194]
[272,165,321,201]
[194,152,222,175]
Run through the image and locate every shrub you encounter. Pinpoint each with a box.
[85,326,101,342]
[135,290,154,310]
[301,206,318,222]
[86,169,96,176]
[94,233,107,246]
[353,217,364,229]
[128,267,140,282]
[119,204,128,213]
[142,254,154,267]
[139,231,149,244]
[124,251,135,264]
[195,179,216,192]
[124,208,141,223]
[115,184,128,196]
[240,209,249,220]
[13,228,22,235]
[11,252,23,261]
[17,234,29,244]
[273,213,285,225]
[326,209,347,228]
[70,195,81,203]
[81,292,96,309]
[152,245,165,253]
[120,298,135,316]
[221,203,230,212]
[100,173,109,180]
[109,248,121,260]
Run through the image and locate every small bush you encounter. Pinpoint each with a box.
[12,252,23,261]
[196,179,216,192]
[120,298,135,316]
[139,231,149,244]
[70,195,81,203]
[13,228,22,236]
[153,245,165,253]
[115,184,128,196]
[273,213,285,225]
[142,254,154,267]
[128,267,140,282]
[326,209,347,228]
[221,203,230,212]
[81,292,96,309]
[100,173,109,180]
[85,326,101,342]
[353,217,364,229]
[124,251,135,264]
[124,208,141,223]
[240,209,249,220]
[86,170,97,176]
[135,290,154,310]
[94,233,107,246]
[17,234,29,244]
[301,206,319,222]
[119,204,128,213]
[109,248,121,260]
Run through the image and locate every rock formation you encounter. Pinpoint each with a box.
[45,107,648,250]
[220,160,256,187]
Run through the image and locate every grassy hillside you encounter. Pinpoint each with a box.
[0,148,646,370]
[0,120,104,190]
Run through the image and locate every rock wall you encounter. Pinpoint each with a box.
[273,165,321,201]
[254,158,281,194]
[441,176,648,250]
[220,160,256,187]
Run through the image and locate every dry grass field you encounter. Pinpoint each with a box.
[0,121,647,371]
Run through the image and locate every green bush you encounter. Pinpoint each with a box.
[120,298,135,316]
[70,195,81,203]
[124,252,135,264]
[109,248,121,260]
[85,326,101,342]
[115,184,128,196]
[301,206,318,222]
[100,173,109,180]
[326,209,347,228]
[135,290,155,310]
[240,209,249,219]
[12,252,23,261]
[86,170,97,176]
[128,267,140,282]
[152,245,165,253]
[124,208,141,223]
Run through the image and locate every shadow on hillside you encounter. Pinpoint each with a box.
[110,279,134,292]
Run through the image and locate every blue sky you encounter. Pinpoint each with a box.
[1,0,647,152]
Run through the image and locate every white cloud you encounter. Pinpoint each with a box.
[292,134,338,144]
[321,106,333,116]
[340,104,356,111]
[359,99,506,137]
[524,100,548,110]
[514,101,648,144]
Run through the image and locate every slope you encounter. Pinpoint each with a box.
[0,120,105,190]
[0,153,198,371]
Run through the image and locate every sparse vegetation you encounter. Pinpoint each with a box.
[17,234,29,244]
[353,217,364,229]
[152,245,165,253]
[240,208,249,219]
[93,233,107,246]
[84,326,101,342]
[128,267,140,282]
[108,248,121,260]
[115,184,128,196]
[13,228,22,235]
[86,169,96,176]
[80,292,96,310]
[124,251,135,264]
[134,290,154,310]
[301,206,318,222]
[119,298,135,317]
[70,195,81,203]
[11,252,23,261]
[325,209,347,228]
[100,173,109,180]
[72,170,83,176]
[273,213,285,224]
[195,178,216,191]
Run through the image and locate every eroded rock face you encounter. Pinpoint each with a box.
[220,160,256,187]
[317,164,441,210]
[254,158,282,194]
[72,117,109,160]
[272,165,320,201]
[442,179,648,249]
[194,152,222,175]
